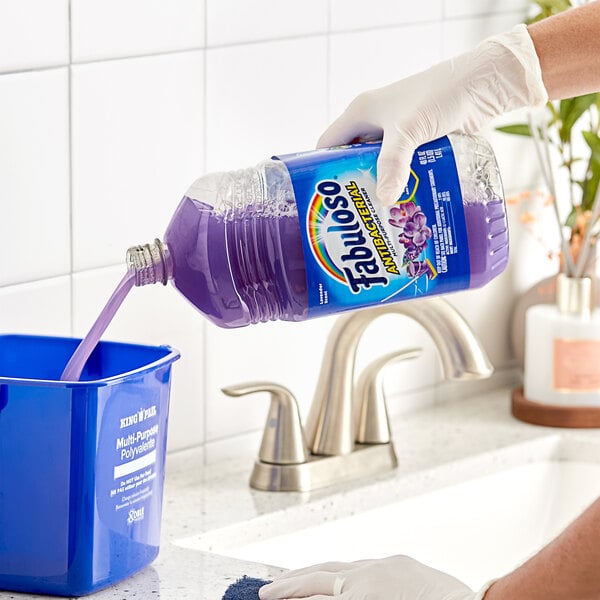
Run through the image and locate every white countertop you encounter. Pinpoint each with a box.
[4,385,600,600]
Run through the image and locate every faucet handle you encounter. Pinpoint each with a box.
[355,348,422,444]
[222,382,308,465]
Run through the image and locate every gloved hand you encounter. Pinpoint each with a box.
[258,555,495,600]
[317,24,548,206]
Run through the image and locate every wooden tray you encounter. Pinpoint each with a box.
[512,387,600,428]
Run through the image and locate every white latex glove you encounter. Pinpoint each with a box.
[258,555,495,600]
[317,24,548,206]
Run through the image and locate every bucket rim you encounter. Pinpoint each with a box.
[0,334,181,388]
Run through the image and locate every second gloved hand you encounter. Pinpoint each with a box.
[317,24,547,206]
[258,555,494,600]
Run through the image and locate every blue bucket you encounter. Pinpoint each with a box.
[0,334,180,596]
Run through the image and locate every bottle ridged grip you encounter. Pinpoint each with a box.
[126,239,171,286]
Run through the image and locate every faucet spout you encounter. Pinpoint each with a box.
[305,297,494,457]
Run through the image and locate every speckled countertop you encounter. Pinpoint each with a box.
[4,386,600,600]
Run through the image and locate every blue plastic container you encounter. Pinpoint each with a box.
[0,334,180,596]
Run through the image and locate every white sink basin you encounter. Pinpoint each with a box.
[180,458,600,589]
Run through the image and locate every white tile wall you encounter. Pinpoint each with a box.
[442,12,526,56]
[0,0,534,463]
[443,0,529,19]
[0,276,71,336]
[0,69,70,287]
[328,23,443,118]
[206,0,327,47]
[330,0,442,31]
[70,0,206,62]
[205,37,328,171]
[0,0,68,73]
[71,51,205,271]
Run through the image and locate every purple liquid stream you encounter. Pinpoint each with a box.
[60,272,135,381]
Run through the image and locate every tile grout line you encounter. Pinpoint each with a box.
[201,0,209,466]
[68,0,75,336]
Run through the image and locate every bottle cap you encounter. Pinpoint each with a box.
[126,239,172,286]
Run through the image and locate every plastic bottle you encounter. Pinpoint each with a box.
[127,133,508,328]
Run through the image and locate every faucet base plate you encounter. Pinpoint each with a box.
[250,443,398,492]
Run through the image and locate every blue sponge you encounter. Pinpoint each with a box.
[221,576,272,600]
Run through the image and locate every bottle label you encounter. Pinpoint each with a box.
[275,137,470,316]
[553,338,600,392]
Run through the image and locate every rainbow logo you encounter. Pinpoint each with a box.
[307,193,346,283]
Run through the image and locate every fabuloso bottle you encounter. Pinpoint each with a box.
[127,133,508,328]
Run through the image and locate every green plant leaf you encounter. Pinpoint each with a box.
[495,123,531,136]
[544,0,571,7]
[558,94,597,143]
[534,0,572,13]
[581,159,600,211]
[583,130,600,159]
[546,101,560,127]
[526,0,573,23]
[565,207,578,229]
[591,166,600,205]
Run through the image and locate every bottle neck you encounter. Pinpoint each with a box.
[126,239,173,286]
[556,273,593,317]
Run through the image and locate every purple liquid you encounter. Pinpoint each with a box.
[464,197,509,288]
[163,196,308,328]
[60,272,135,381]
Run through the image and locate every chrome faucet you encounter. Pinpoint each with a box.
[223,297,493,492]
[305,296,494,457]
